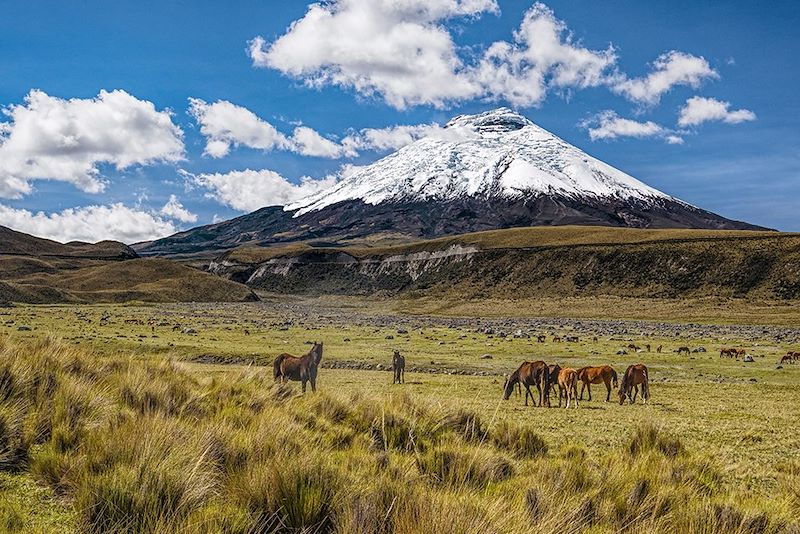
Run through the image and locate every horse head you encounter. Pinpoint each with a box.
[502,374,517,400]
[312,342,323,364]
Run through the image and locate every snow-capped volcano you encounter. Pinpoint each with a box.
[288,108,675,216]
[135,108,764,257]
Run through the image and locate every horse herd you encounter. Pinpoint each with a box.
[502,361,649,408]
[271,342,650,408]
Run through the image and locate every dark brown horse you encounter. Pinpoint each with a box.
[392,350,405,384]
[503,361,549,407]
[618,364,649,405]
[576,365,618,402]
[677,346,690,355]
[545,363,561,406]
[273,342,323,393]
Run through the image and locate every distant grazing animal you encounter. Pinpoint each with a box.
[503,361,550,407]
[627,343,640,351]
[273,342,324,394]
[566,335,579,343]
[656,345,662,353]
[645,344,651,352]
[392,350,405,384]
[537,335,546,343]
[553,336,562,343]
[735,349,747,358]
[576,365,618,402]
[780,353,795,365]
[720,348,736,358]
[557,368,579,409]
[592,336,599,343]
[677,346,690,355]
[618,364,649,405]
[244,329,250,336]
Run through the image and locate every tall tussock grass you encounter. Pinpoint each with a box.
[0,337,795,533]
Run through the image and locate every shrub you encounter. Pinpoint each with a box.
[628,424,683,459]
[491,420,548,458]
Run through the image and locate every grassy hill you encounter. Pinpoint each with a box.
[211,226,800,301]
[0,225,257,304]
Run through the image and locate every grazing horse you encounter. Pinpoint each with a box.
[720,348,735,358]
[545,363,561,406]
[735,349,747,359]
[503,361,549,407]
[576,365,618,402]
[656,345,662,354]
[537,335,546,343]
[677,346,690,355]
[566,336,579,343]
[780,353,795,365]
[553,336,562,343]
[557,368,579,409]
[618,364,649,405]
[645,344,651,353]
[392,350,405,384]
[273,342,323,394]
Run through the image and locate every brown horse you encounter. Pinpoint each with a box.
[557,368,579,409]
[780,353,795,365]
[503,361,549,407]
[677,346,690,355]
[618,364,649,405]
[392,350,405,384]
[576,365,618,402]
[545,363,561,405]
[720,348,736,358]
[656,345,662,353]
[537,335,546,343]
[273,342,323,394]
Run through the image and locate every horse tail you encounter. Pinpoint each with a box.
[611,368,618,389]
[273,354,285,381]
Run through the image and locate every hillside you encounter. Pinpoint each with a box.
[208,226,800,300]
[0,225,258,304]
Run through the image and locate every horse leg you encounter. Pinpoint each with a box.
[573,382,579,408]
[535,383,543,407]
[579,382,586,401]
[604,378,611,402]
[401,368,404,384]
[632,385,638,404]
[587,383,592,402]
[524,384,533,406]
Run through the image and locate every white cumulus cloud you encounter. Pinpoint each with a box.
[0,89,184,199]
[249,0,497,109]
[612,51,719,105]
[677,96,756,127]
[0,203,178,244]
[160,194,198,223]
[186,169,338,212]
[474,3,617,107]
[189,98,349,158]
[188,98,291,158]
[582,110,679,143]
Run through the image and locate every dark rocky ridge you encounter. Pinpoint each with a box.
[134,195,763,257]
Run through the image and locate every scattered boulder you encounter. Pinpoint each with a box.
[396,328,408,334]
[616,349,627,355]
[385,335,394,340]
[17,325,31,331]
[743,355,754,363]
[480,354,493,359]
[182,328,197,335]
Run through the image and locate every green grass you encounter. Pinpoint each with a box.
[0,303,798,532]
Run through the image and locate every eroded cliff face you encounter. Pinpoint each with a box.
[206,237,800,300]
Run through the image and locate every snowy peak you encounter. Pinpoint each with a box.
[445,107,533,132]
[288,108,677,216]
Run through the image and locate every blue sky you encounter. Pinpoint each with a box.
[0,0,797,242]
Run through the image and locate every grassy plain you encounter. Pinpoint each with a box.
[0,300,798,532]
